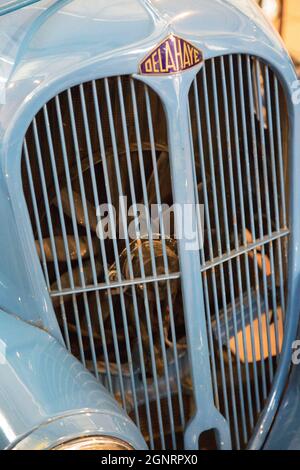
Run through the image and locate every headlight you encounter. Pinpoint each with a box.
[53,436,134,451]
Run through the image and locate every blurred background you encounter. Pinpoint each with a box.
[257,0,300,73]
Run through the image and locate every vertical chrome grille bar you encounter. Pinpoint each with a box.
[253,60,275,382]
[130,78,176,449]
[245,56,268,400]
[63,88,101,380]
[210,58,240,448]
[113,77,156,444]
[274,78,287,229]
[54,95,92,370]
[68,84,126,402]
[24,137,74,349]
[202,61,232,435]
[43,103,87,356]
[79,82,141,419]
[125,79,166,448]
[144,85,186,432]
[237,55,261,414]
[264,67,281,232]
[23,140,51,290]
[31,118,77,357]
[263,66,281,357]
[94,78,143,429]
[83,82,118,396]
[219,56,248,443]
[228,55,255,430]
[92,79,156,444]
[274,76,287,325]
[275,237,286,336]
[191,79,220,410]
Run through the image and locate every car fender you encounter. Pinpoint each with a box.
[0,309,146,450]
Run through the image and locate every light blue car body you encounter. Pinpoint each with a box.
[0,0,299,450]
[0,309,147,449]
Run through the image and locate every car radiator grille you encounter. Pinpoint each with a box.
[21,54,289,450]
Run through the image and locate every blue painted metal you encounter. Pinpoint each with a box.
[0,0,298,449]
[247,76,300,450]
[264,363,300,450]
[0,1,41,17]
[0,309,146,450]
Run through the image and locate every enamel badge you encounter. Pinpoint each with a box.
[140,34,203,75]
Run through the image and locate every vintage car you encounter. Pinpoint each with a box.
[0,0,299,451]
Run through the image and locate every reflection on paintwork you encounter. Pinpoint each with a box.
[0,412,16,443]
[264,364,300,449]
[0,310,146,449]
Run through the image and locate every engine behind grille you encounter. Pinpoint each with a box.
[21,54,289,450]
[188,55,288,448]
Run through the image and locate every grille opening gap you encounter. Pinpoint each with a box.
[198,429,218,451]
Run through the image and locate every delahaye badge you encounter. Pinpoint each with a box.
[140,34,203,75]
